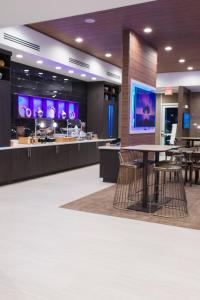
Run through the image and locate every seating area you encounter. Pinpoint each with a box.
[113,143,200,221]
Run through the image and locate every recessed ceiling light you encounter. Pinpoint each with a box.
[38,72,43,75]
[64,78,69,81]
[68,70,74,74]
[105,53,112,58]
[144,27,152,33]
[52,95,56,98]
[85,18,95,24]
[179,58,186,63]
[81,74,86,77]
[75,37,83,43]
[187,66,193,70]
[24,69,29,73]
[53,90,57,93]
[55,66,61,70]
[36,60,43,64]
[52,75,57,79]
[164,46,173,51]
[16,54,23,59]
[91,77,96,80]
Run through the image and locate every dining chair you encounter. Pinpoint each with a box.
[152,155,188,218]
[191,151,200,185]
[113,150,145,210]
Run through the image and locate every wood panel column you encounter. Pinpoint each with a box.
[121,30,157,146]
[177,86,191,139]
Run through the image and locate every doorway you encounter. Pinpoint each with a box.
[161,104,178,145]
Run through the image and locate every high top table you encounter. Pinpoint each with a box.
[178,137,200,148]
[122,144,179,212]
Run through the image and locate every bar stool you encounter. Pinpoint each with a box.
[113,150,144,210]
[152,162,188,218]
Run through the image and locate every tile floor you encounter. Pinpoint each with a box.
[0,165,200,300]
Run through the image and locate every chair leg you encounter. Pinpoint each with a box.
[185,167,188,184]
[195,169,199,184]
[189,165,193,186]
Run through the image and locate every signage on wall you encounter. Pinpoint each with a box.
[129,80,156,134]
[165,86,173,96]
[17,95,79,120]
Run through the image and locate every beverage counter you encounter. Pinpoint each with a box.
[0,139,113,185]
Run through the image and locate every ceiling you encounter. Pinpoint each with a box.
[29,0,200,73]
[0,0,153,28]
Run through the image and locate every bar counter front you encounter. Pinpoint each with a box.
[0,139,112,186]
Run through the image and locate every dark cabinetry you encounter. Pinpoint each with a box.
[0,149,12,184]
[0,141,107,185]
[0,48,12,147]
[11,148,31,180]
[87,82,119,139]
[99,149,120,183]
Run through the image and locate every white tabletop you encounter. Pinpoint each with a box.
[98,145,121,151]
[122,144,178,152]
[179,137,200,141]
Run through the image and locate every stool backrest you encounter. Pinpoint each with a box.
[191,152,200,163]
[118,150,142,165]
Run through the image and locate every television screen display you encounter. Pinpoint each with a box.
[130,80,156,134]
[183,112,190,129]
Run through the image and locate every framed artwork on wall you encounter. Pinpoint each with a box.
[129,80,156,134]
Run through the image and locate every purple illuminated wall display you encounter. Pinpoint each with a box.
[17,94,79,120]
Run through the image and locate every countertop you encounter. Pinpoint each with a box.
[0,139,114,151]
[99,145,121,151]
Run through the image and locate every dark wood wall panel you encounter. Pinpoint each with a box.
[177,86,191,140]
[121,30,157,146]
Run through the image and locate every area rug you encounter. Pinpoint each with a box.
[61,185,200,230]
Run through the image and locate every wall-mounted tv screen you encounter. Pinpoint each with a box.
[183,112,190,129]
[129,80,156,134]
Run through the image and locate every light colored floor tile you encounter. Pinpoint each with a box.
[0,164,200,299]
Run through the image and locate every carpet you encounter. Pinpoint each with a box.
[61,185,200,230]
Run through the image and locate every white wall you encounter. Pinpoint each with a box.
[157,71,200,91]
[0,0,155,28]
[0,26,121,84]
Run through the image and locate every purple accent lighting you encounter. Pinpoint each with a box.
[32,97,43,118]
[17,94,79,120]
[18,95,29,118]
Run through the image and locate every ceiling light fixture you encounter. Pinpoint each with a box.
[75,37,83,43]
[53,90,57,93]
[36,60,43,64]
[81,74,86,77]
[187,66,193,70]
[52,75,57,78]
[105,53,112,58]
[143,27,152,33]
[164,46,173,51]
[16,54,23,59]
[64,78,69,81]
[24,69,29,73]
[55,66,61,70]
[91,77,97,80]
[68,70,74,74]
[38,72,43,75]
[179,58,186,63]
[85,18,95,24]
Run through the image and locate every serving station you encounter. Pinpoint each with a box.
[0,139,112,185]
